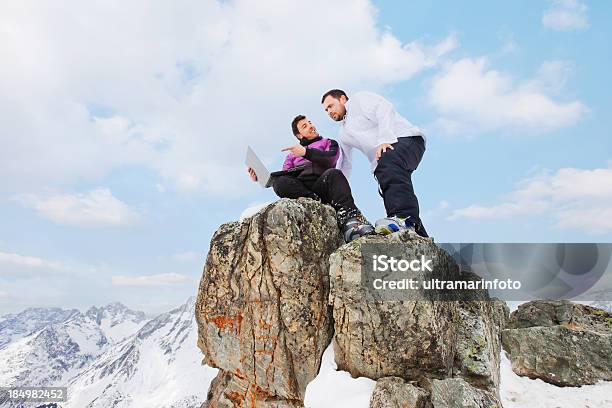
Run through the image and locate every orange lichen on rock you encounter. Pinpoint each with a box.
[225,390,245,407]
[234,367,246,379]
[209,314,243,334]
[257,319,273,329]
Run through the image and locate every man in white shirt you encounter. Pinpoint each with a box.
[321,89,428,237]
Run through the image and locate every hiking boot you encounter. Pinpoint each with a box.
[343,218,375,243]
[335,206,374,242]
[374,216,415,235]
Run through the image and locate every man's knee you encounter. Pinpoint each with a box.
[272,176,293,197]
[375,163,413,190]
[321,168,343,179]
[320,168,350,189]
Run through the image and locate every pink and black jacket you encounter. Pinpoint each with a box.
[282,136,340,180]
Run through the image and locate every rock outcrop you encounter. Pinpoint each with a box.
[328,230,507,407]
[502,299,612,387]
[369,377,429,408]
[454,300,509,391]
[196,200,509,407]
[195,198,342,407]
[430,378,501,408]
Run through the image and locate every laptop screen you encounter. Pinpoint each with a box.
[245,146,271,188]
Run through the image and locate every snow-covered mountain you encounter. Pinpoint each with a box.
[0,298,217,408]
[83,302,147,343]
[65,297,218,408]
[4,298,608,408]
[0,301,149,407]
[0,307,79,349]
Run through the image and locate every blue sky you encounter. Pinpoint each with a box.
[1,0,611,315]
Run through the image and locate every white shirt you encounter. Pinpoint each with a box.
[337,91,425,177]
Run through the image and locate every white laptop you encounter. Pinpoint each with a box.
[245,146,306,188]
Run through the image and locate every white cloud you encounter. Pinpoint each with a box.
[111,273,191,287]
[542,0,588,31]
[0,251,65,271]
[429,57,586,135]
[554,207,612,232]
[0,0,455,197]
[449,201,549,220]
[0,290,8,301]
[449,163,612,234]
[15,188,142,227]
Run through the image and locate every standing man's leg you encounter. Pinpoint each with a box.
[373,136,428,237]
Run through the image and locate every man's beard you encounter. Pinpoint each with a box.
[334,109,346,122]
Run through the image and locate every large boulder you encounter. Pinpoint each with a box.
[369,377,429,408]
[502,300,612,386]
[329,230,506,403]
[430,378,501,408]
[329,231,457,381]
[195,198,343,407]
[454,300,509,391]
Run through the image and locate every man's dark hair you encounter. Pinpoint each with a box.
[291,115,306,137]
[321,89,348,104]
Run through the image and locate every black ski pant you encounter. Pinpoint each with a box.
[272,168,359,226]
[374,136,428,237]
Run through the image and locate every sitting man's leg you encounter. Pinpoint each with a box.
[373,136,428,237]
[311,168,374,242]
[273,175,319,201]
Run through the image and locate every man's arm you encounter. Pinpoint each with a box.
[303,139,339,164]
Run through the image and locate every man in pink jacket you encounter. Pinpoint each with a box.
[248,115,373,243]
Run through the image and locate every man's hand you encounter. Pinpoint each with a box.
[375,143,394,161]
[247,167,258,182]
[281,144,306,157]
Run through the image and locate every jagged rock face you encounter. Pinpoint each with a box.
[430,378,501,408]
[369,373,504,408]
[369,377,429,408]
[195,198,342,407]
[453,300,509,391]
[502,300,612,387]
[204,371,303,408]
[329,232,459,381]
[329,230,506,407]
[329,232,505,389]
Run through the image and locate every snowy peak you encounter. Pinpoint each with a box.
[0,297,216,408]
[65,296,217,408]
[136,297,195,356]
[0,302,148,394]
[0,311,110,390]
[0,307,79,349]
[85,302,147,326]
[84,302,147,344]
